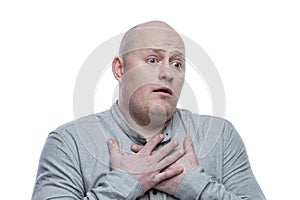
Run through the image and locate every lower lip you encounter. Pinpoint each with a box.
[153,91,172,97]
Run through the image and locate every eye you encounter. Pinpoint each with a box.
[171,61,183,68]
[146,57,158,64]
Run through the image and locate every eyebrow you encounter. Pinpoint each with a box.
[144,48,184,58]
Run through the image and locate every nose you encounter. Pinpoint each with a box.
[158,65,174,82]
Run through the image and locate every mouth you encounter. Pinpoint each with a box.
[153,86,173,96]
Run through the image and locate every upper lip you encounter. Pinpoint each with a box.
[153,86,173,95]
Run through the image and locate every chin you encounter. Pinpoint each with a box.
[149,100,176,119]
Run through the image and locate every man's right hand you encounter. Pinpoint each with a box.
[107,134,185,192]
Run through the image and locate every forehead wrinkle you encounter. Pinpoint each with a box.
[143,47,184,56]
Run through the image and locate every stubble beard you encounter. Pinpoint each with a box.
[128,97,175,136]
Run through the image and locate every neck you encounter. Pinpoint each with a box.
[118,102,170,140]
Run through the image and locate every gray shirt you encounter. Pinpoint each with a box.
[32,102,265,199]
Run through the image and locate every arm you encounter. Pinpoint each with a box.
[131,124,265,199]
[174,124,265,199]
[32,132,184,199]
[32,132,144,200]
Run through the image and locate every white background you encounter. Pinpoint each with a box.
[1,1,299,199]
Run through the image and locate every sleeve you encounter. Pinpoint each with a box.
[174,122,266,200]
[32,132,144,200]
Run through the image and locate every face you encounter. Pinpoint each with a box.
[114,25,185,129]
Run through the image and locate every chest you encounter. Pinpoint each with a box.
[78,134,223,199]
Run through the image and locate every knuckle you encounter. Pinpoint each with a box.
[153,174,161,183]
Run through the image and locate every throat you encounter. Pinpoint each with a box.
[128,105,169,139]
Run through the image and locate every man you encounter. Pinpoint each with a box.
[32,21,265,199]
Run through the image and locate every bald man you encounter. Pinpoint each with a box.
[32,21,265,199]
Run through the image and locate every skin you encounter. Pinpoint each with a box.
[131,135,198,195]
[109,21,198,195]
[113,21,185,139]
[113,48,185,138]
[108,134,185,192]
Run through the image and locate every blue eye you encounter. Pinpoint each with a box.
[147,57,158,63]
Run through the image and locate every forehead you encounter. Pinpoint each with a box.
[128,48,184,58]
[119,27,185,56]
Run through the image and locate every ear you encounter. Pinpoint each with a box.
[112,56,124,82]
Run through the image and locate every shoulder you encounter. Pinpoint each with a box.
[55,109,111,132]
[47,109,113,146]
[174,108,234,131]
[175,108,245,158]
[174,108,240,145]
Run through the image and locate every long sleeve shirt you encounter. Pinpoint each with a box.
[32,102,266,199]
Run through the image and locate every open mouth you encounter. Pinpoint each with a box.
[153,86,173,96]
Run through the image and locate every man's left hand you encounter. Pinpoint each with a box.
[131,135,198,195]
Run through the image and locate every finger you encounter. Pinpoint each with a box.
[154,167,183,183]
[184,135,194,152]
[158,149,185,169]
[107,138,120,158]
[131,144,159,156]
[122,152,131,156]
[139,134,164,154]
[153,140,180,161]
[131,144,143,153]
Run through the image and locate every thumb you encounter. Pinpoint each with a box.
[107,138,120,157]
[184,135,194,152]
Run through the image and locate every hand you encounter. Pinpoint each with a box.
[108,134,185,192]
[131,135,198,195]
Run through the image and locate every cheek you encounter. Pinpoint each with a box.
[121,65,159,94]
[172,74,185,97]
[131,86,149,98]
[128,86,151,110]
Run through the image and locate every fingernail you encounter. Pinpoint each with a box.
[174,140,179,145]
[154,174,160,182]
[159,134,164,139]
[180,150,185,154]
[108,139,114,144]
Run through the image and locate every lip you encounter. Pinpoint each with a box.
[152,86,173,96]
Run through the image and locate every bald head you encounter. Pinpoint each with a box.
[119,20,185,57]
[133,20,175,30]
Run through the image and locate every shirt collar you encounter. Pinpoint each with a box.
[110,101,173,145]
